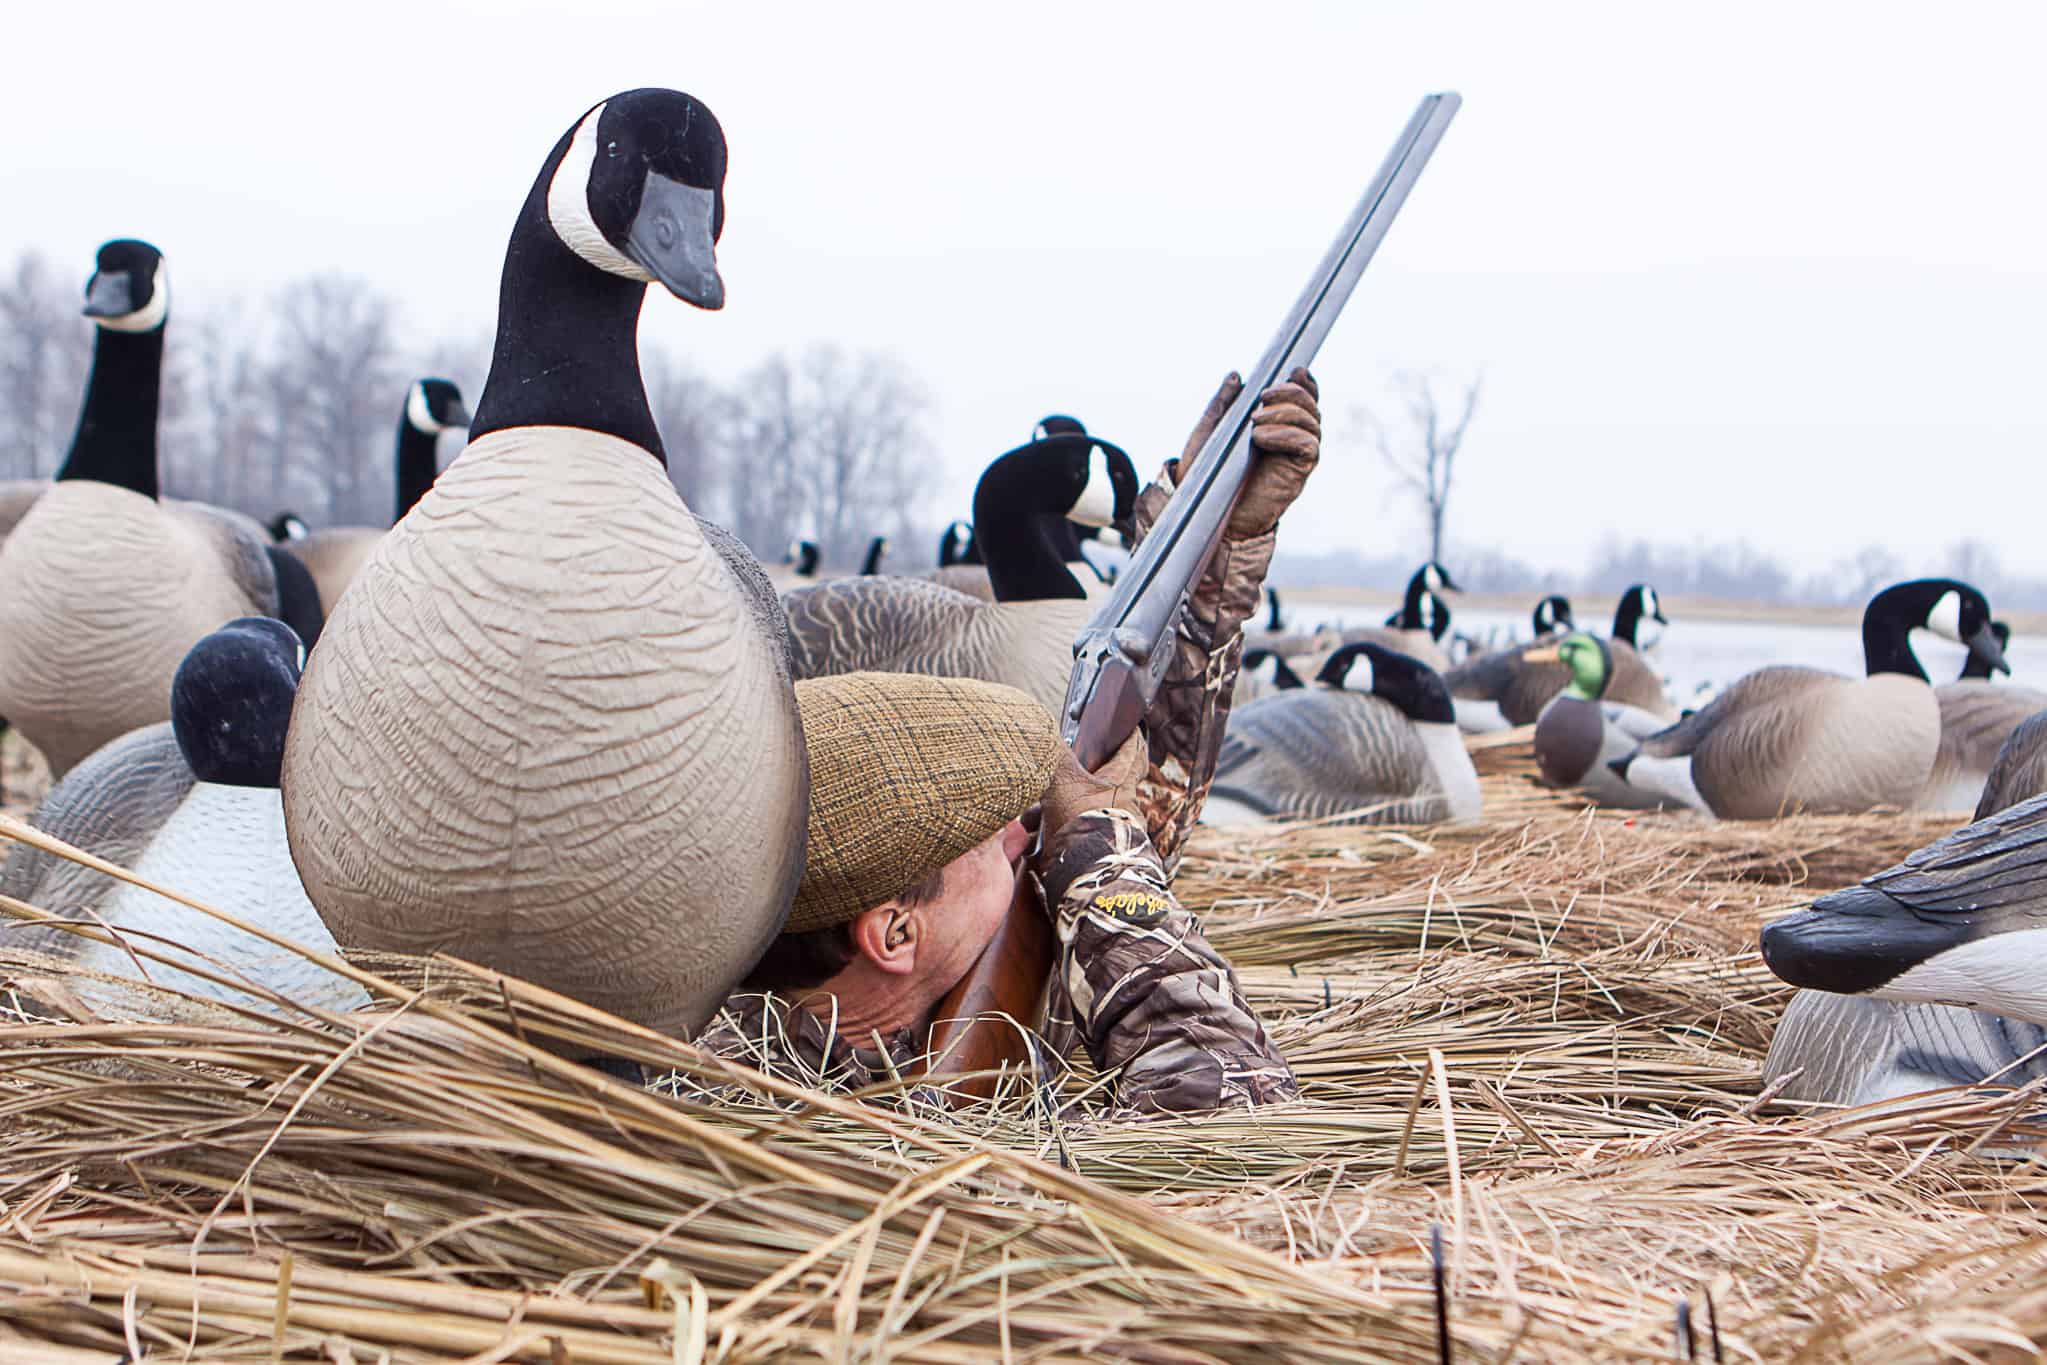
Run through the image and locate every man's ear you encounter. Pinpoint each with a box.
[850,902,918,976]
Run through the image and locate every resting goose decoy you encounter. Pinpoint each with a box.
[280,377,473,614]
[1612,579,2007,819]
[1208,643,1481,826]
[764,537,821,594]
[282,89,808,1041]
[0,239,322,777]
[1526,632,1671,809]
[1444,585,1676,734]
[1919,622,2047,813]
[0,618,364,1016]
[1531,593,1574,639]
[1231,646,1307,706]
[782,427,1138,715]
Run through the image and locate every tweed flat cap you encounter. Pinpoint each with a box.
[788,672,1065,933]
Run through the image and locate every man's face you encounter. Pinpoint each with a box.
[915,818,1030,998]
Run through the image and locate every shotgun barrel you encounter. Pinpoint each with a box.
[926,93,1462,1099]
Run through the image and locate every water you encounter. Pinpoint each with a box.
[1297,600,2047,705]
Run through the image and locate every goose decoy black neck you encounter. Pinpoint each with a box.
[1611,584,1666,648]
[972,432,1136,601]
[1264,586,1284,632]
[57,239,168,496]
[788,538,821,577]
[1961,621,2013,681]
[1862,578,2004,680]
[170,617,305,788]
[467,89,727,463]
[861,536,889,575]
[1317,642,1456,723]
[1242,648,1304,691]
[394,378,472,522]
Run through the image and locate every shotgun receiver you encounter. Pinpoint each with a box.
[925,92,1462,1099]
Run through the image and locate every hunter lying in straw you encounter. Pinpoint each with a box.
[701,372,1319,1115]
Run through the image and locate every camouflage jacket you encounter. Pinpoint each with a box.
[698,460,1297,1115]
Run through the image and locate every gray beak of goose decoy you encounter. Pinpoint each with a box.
[626,174,724,310]
[1967,621,2012,676]
[81,271,135,318]
[445,399,475,429]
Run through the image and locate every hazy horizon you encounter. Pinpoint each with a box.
[6,1,2044,581]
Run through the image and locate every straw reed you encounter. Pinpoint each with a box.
[0,728,2042,1361]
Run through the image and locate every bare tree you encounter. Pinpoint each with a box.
[644,346,725,508]
[1362,370,1482,565]
[0,253,92,478]
[1946,538,2004,593]
[266,276,400,526]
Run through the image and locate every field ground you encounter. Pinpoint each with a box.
[0,731,2043,1360]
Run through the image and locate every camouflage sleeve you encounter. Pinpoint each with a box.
[1124,462,1275,870]
[1037,808,1298,1115]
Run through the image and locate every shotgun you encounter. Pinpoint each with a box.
[924,91,1463,1100]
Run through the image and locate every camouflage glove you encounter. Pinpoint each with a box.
[1037,730,1149,849]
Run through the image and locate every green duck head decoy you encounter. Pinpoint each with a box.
[1526,631,1613,702]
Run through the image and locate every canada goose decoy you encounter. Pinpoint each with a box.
[267,512,309,543]
[1526,632,1671,809]
[1445,585,1676,734]
[0,239,322,777]
[782,428,1138,715]
[0,618,364,1016]
[1208,643,1481,826]
[1611,579,2006,819]
[1531,594,1573,639]
[765,537,821,594]
[283,89,808,1041]
[1372,587,1453,671]
[860,535,890,575]
[279,378,472,615]
[1264,586,1285,633]
[1971,710,2047,821]
[1920,622,2047,813]
[937,519,979,568]
[1231,646,1307,706]
[1612,583,1668,653]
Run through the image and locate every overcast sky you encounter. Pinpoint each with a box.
[5,2,2043,579]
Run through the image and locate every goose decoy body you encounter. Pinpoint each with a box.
[1208,643,1481,826]
[1526,632,1671,809]
[281,378,472,614]
[0,618,364,1016]
[0,239,322,777]
[282,89,808,1042]
[1921,622,2047,813]
[782,428,1137,715]
[1613,579,2006,819]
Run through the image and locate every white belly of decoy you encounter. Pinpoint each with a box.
[1879,930,2047,1025]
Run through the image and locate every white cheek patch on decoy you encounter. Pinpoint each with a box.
[1644,587,1661,620]
[94,261,170,333]
[546,103,655,284]
[1926,590,1963,643]
[1345,653,1376,695]
[1068,446,1118,528]
[1424,564,1446,591]
[1636,618,1666,652]
[406,383,449,434]
[1880,930,2047,1024]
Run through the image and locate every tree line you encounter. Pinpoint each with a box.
[0,250,935,569]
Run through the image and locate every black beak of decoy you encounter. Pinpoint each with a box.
[444,400,475,429]
[1758,885,1975,994]
[1967,621,2012,677]
[82,270,135,318]
[626,173,725,310]
[1607,755,1634,782]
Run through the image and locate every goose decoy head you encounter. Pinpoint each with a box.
[545,89,728,309]
[1962,621,2014,681]
[1417,560,1462,595]
[939,520,976,567]
[406,378,473,435]
[1242,648,1304,691]
[267,512,309,544]
[1316,642,1456,723]
[1050,436,1138,537]
[1033,414,1086,442]
[81,238,168,333]
[1872,578,2007,676]
[1526,631,1612,700]
[785,537,821,576]
[1532,593,1574,637]
[1613,583,1667,649]
[170,617,305,788]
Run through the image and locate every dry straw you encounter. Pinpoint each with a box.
[0,732,2041,1361]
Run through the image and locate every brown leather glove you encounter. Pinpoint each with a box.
[1174,368,1321,540]
[1037,730,1149,845]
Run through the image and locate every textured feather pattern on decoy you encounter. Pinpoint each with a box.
[1446,637,1673,727]
[1764,989,2047,1108]
[1631,667,1939,819]
[288,528,382,615]
[284,427,808,1039]
[1211,690,1479,826]
[0,485,278,774]
[0,723,362,1015]
[780,574,1087,717]
[1976,712,2047,820]
[1918,682,2047,813]
[926,564,999,601]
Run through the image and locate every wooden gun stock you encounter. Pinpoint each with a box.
[923,867,1054,1100]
